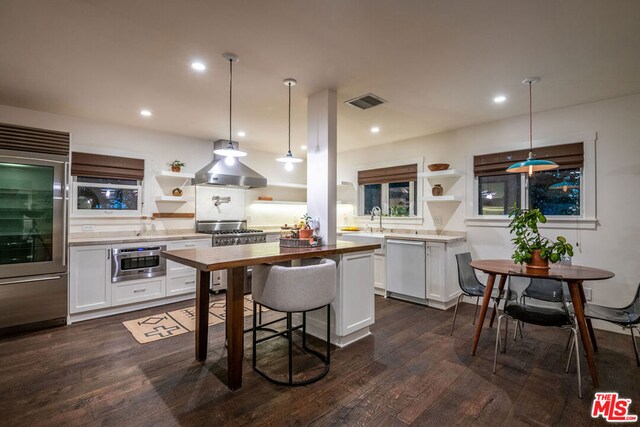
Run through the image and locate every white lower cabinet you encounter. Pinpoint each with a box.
[374,253,386,296]
[385,238,464,309]
[69,244,112,314]
[69,238,211,321]
[336,251,375,337]
[113,277,166,306]
[166,239,211,296]
[304,250,376,347]
[426,243,446,301]
[167,275,197,296]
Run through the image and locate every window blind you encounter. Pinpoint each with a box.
[473,142,583,176]
[71,152,145,180]
[357,164,417,185]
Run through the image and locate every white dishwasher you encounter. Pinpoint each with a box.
[386,239,426,299]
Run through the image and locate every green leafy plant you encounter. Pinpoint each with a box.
[168,160,186,168]
[390,204,409,217]
[508,204,574,265]
[301,213,312,229]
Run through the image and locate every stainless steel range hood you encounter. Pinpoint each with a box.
[194,140,267,188]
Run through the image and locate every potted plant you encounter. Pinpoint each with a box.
[508,205,574,269]
[168,160,186,173]
[299,213,313,239]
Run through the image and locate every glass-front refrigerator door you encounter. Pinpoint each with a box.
[0,153,66,279]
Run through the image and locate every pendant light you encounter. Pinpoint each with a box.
[214,53,247,158]
[549,181,579,192]
[506,77,558,175]
[276,78,303,170]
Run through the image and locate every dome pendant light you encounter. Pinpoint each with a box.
[506,77,558,175]
[214,53,247,158]
[276,78,303,169]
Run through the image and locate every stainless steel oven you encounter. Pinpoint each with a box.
[111,245,166,283]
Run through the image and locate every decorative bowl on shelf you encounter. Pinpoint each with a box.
[427,163,450,172]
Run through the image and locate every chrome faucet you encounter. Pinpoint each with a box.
[370,206,384,232]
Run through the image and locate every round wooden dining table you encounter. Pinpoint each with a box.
[469,259,614,389]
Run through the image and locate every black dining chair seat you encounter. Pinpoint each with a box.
[584,283,640,366]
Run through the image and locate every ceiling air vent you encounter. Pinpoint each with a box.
[345,93,387,110]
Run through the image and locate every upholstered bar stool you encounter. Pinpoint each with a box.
[251,258,337,386]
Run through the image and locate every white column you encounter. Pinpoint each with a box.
[306,89,337,245]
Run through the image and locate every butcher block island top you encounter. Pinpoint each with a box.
[162,240,382,271]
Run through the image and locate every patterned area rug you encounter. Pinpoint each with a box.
[123,295,260,344]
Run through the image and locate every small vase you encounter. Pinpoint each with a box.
[171,166,181,173]
[432,184,443,197]
[526,249,550,270]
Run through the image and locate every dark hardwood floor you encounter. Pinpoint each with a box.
[1,295,638,426]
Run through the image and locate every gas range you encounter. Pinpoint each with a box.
[196,220,267,247]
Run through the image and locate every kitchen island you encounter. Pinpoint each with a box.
[162,240,381,390]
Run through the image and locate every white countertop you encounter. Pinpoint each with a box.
[341,231,466,244]
[68,230,210,246]
[259,227,466,244]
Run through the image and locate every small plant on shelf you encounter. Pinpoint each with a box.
[508,204,574,269]
[168,160,186,172]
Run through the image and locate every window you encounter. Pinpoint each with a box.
[474,142,583,216]
[529,168,581,216]
[358,164,417,217]
[478,174,521,215]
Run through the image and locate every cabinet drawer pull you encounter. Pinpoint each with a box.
[185,244,196,247]
[133,288,146,293]
[185,280,196,285]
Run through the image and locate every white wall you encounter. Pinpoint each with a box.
[337,93,640,317]
[0,104,307,232]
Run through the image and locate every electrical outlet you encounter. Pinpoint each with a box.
[583,287,592,302]
[433,216,443,226]
[81,224,94,232]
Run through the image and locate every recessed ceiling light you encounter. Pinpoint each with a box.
[191,61,206,72]
[493,95,507,104]
[237,131,246,137]
[370,126,380,134]
[300,145,307,150]
[140,109,152,117]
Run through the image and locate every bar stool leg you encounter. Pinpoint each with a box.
[303,311,307,349]
[287,313,293,385]
[252,300,257,370]
[326,304,331,363]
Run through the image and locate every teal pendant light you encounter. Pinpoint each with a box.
[549,181,579,192]
[506,77,558,176]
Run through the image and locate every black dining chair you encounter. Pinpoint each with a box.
[584,283,640,366]
[493,273,582,398]
[511,277,573,342]
[450,252,502,335]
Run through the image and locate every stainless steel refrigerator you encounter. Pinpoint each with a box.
[0,123,69,334]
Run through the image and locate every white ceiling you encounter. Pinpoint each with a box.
[1,0,639,154]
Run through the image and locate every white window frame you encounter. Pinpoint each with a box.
[72,179,143,217]
[359,181,417,217]
[466,132,597,229]
[355,157,424,224]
